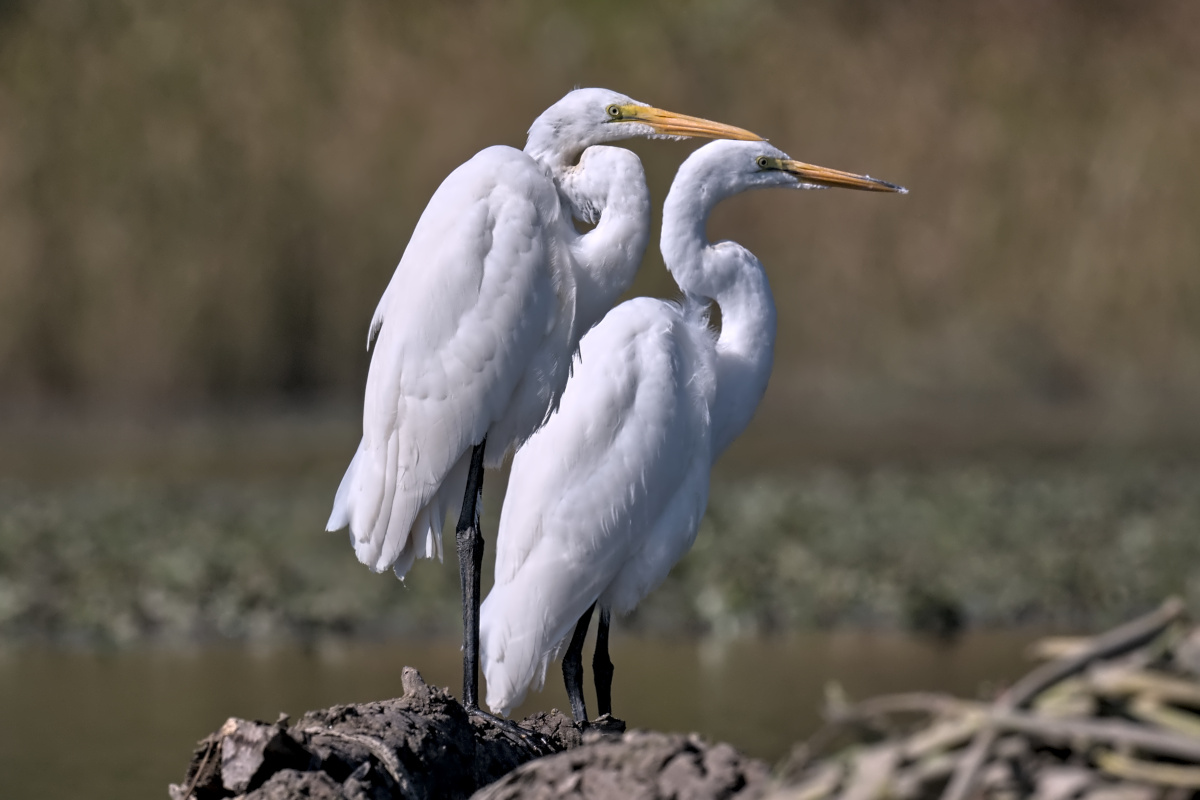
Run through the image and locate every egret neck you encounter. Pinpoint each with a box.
[660,172,777,458]
[558,147,652,334]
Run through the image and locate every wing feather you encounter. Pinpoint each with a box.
[481,298,716,714]
[329,146,569,574]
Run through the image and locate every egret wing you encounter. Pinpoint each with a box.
[332,146,571,573]
[481,298,715,713]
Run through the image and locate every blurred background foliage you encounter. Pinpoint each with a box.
[1,0,1198,448]
[1,0,1199,643]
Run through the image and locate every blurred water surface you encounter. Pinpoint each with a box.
[0,630,1039,799]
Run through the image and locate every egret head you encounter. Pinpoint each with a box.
[682,139,908,199]
[524,88,763,168]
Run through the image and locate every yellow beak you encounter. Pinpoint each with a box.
[781,159,907,193]
[620,105,764,141]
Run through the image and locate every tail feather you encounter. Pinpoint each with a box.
[480,571,601,716]
[326,441,364,532]
[361,432,402,570]
[328,439,470,579]
[480,582,548,716]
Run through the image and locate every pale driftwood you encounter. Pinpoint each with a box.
[817,691,1200,763]
[1089,663,1200,708]
[831,691,971,722]
[1032,765,1094,800]
[769,762,845,800]
[901,713,985,761]
[838,744,900,800]
[772,598,1200,800]
[1004,598,1184,708]
[795,691,974,769]
[939,597,1186,800]
[989,709,1200,761]
[1095,751,1200,789]
[1127,695,1200,738]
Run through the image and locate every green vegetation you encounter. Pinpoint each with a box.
[0,476,462,644]
[3,458,1198,646]
[667,460,1200,635]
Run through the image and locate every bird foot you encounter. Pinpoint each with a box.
[582,713,626,742]
[467,707,556,753]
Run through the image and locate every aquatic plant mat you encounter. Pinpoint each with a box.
[8,458,1200,646]
[171,599,1200,799]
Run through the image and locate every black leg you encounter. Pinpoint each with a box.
[456,439,487,711]
[562,603,596,723]
[593,608,614,717]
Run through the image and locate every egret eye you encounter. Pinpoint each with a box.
[756,156,771,169]
[606,104,622,119]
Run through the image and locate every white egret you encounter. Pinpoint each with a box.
[480,139,905,720]
[325,88,761,710]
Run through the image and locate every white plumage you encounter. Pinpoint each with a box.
[326,88,762,582]
[329,145,576,575]
[481,139,906,717]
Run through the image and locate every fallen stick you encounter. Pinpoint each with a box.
[821,693,1200,764]
[940,597,1185,800]
[1095,750,1200,789]
[1005,598,1185,710]
[991,709,1200,762]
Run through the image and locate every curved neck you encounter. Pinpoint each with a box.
[523,136,577,174]
[661,176,778,457]
[556,148,652,333]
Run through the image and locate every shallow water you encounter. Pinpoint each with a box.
[0,630,1040,799]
